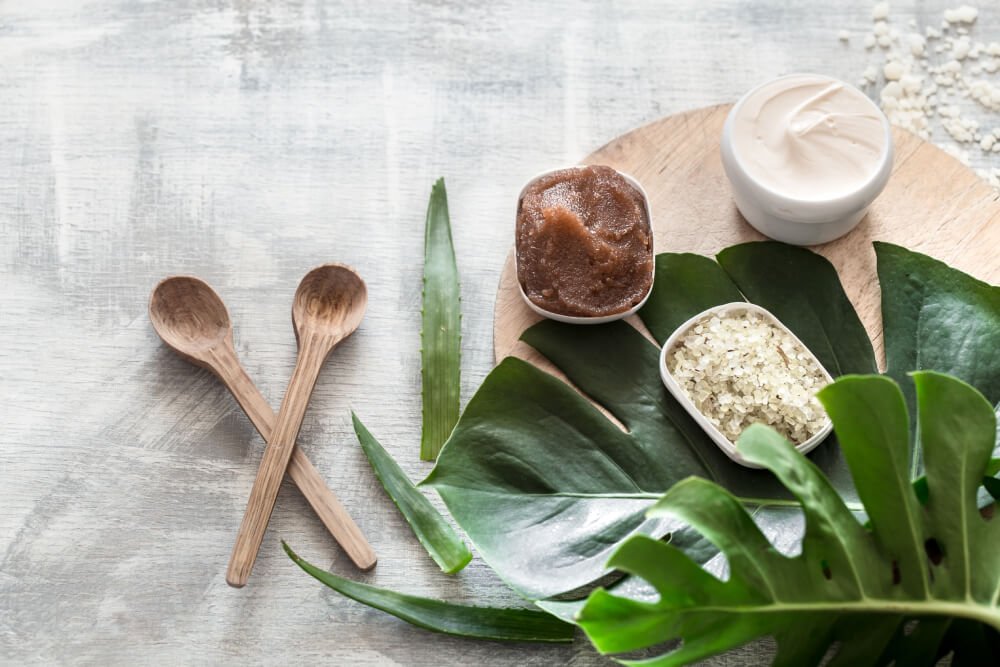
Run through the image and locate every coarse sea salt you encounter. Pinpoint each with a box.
[666,310,830,446]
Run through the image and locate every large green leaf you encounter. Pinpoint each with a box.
[421,178,462,461]
[423,342,717,601]
[425,243,871,600]
[283,542,574,643]
[639,253,744,343]
[577,373,1000,665]
[876,242,1000,475]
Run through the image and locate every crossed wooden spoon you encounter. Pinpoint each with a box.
[149,266,376,586]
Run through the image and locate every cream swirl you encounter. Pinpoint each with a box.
[732,74,887,201]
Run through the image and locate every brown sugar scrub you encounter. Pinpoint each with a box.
[516,166,653,318]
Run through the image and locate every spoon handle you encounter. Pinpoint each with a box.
[207,344,376,571]
[226,333,333,587]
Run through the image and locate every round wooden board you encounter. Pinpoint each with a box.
[495,103,1000,370]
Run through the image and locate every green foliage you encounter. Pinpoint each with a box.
[576,373,1000,665]
[425,242,877,599]
[290,241,1000,658]
[283,542,574,643]
[353,413,471,574]
[420,178,461,461]
[876,241,1000,476]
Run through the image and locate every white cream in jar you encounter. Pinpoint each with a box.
[721,73,893,245]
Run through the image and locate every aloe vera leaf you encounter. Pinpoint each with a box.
[420,178,461,461]
[283,542,573,643]
[354,413,471,574]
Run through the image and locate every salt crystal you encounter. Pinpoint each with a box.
[884,61,905,80]
[943,6,978,25]
[666,310,829,445]
[881,81,903,99]
[908,33,927,56]
[953,36,971,59]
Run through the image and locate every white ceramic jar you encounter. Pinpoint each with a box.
[721,73,894,246]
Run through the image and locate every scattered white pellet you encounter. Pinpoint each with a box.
[882,81,903,99]
[842,2,997,191]
[943,114,979,142]
[953,36,971,59]
[838,30,851,43]
[969,79,1000,111]
[943,6,978,25]
[901,75,922,93]
[884,61,905,80]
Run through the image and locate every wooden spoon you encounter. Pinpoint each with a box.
[226,264,368,587]
[148,275,376,574]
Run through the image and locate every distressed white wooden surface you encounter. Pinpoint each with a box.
[1,1,997,664]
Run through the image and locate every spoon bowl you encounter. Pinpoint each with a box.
[149,276,232,367]
[292,264,368,341]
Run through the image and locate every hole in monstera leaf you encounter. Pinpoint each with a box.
[925,538,944,565]
[820,559,832,580]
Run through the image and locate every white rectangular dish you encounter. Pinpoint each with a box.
[658,302,834,468]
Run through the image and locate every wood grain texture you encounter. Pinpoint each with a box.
[495,105,1000,368]
[0,1,997,665]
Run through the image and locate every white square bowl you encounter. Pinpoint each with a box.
[658,302,835,468]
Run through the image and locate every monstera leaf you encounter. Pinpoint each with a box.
[424,244,876,600]
[577,372,1000,665]
[876,242,1000,476]
[423,243,1000,603]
